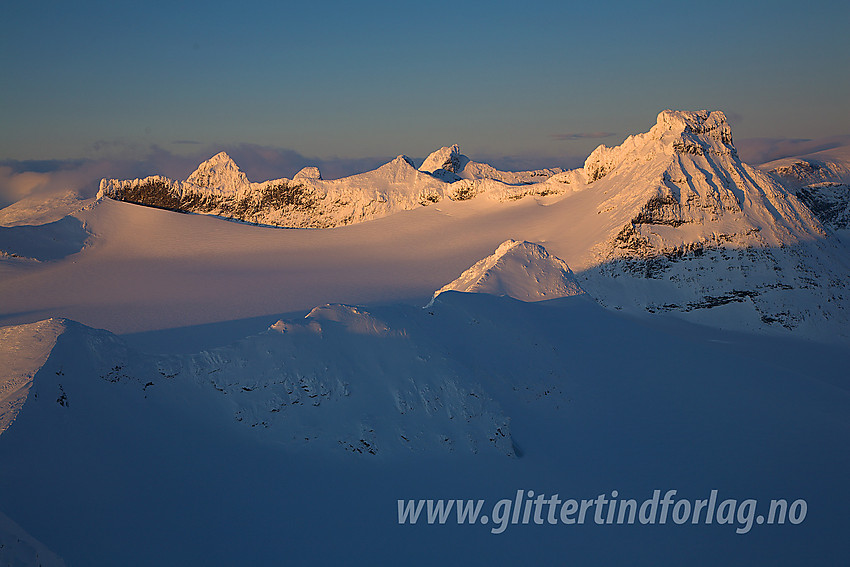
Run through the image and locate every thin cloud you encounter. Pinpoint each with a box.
[172,140,201,145]
[551,132,616,141]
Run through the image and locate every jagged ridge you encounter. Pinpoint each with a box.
[98,147,565,228]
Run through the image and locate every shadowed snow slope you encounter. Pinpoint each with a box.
[0,509,66,567]
[0,292,848,565]
[0,216,90,262]
[431,239,584,304]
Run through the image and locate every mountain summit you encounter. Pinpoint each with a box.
[420,145,466,177]
[185,151,250,193]
[430,240,584,305]
[550,110,849,341]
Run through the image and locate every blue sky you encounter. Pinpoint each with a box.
[2,0,849,169]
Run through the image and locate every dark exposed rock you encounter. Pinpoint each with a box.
[795,183,850,230]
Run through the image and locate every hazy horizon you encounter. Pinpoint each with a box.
[3,0,848,165]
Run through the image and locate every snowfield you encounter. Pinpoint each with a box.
[1,110,849,566]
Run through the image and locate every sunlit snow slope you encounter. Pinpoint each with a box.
[431,239,584,304]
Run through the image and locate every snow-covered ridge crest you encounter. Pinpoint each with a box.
[430,239,585,305]
[420,144,563,184]
[583,110,735,183]
[98,147,565,228]
[98,153,450,228]
[1,313,517,457]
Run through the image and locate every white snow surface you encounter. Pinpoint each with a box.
[0,190,89,228]
[2,109,850,564]
[293,166,322,180]
[185,151,251,194]
[431,239,584,304]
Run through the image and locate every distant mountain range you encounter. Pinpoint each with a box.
[98,147,563,229]
[97,110,850,342]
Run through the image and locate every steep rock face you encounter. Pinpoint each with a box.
[563,111,826,262]
[793,183,850,230]
[431,240,584,304]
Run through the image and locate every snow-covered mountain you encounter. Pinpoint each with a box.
[97,147,564,229]
[430,239,584,305]
[0,315,515,459]
[524,110,850,342]
[762,144,850,189]
[419,144,562,184]
[0,319,66,435]
[98,153,442,228]
[760,145,850,233]
[0,216,90,262]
